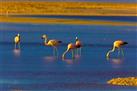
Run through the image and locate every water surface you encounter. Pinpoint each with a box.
[0,16,137,91]
[14,15,137,22]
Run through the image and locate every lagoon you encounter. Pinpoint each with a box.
[0,16,137,91]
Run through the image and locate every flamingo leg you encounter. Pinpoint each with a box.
[53,47,56,57]
[79,47,82,56]
[76,48,78,55]
[121,48,124,57]
[52,46,58,58]
[72,49,75,59]
[18,42,20,49]
[118,48,120,57]
[55,47,58,57]
[14,43,16,49]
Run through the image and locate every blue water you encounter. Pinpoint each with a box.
[14,15,137,22]
[0,16,137,91]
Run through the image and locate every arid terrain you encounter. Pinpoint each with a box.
[107,77,137,86]
[0,1,137,16]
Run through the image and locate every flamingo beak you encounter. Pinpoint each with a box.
[124,42,128,45]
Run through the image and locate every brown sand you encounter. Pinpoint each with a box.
[107,77,137,86]
[0,1,137,16]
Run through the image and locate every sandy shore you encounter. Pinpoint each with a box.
[0,16,136,26]
[0,2,136,25]
[107,77,137,86]
[0,1,137,16]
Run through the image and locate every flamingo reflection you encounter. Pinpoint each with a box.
[13,49,20,57]
[108,57,124,68]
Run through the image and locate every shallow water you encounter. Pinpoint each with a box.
[0,16,137,91]
[14,15,137,22]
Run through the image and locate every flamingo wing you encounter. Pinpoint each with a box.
[14,36,20,43]
[114,40,127,48]
[48,40,61,46]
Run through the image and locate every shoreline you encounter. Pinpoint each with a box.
[0,16,136,26]
[1,13,137,17]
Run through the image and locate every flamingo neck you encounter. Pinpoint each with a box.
[44,38,48,44]
[62,49,69,59]
[106,46,116,57]
[112,46,116,52]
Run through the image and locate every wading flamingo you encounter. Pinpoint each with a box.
[14,33,20,49]
[106,40,128,58]
[41,34,62,57]
[62,43,76,59]
[75,37,82,56]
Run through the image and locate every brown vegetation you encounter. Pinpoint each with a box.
[0,1,137,16]
[107,77,137,86]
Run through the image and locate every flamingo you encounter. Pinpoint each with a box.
[62,43,76,59]
[41,34,62,57]
[106,40,128,58]
[14,33,20,49]
[75,37,82,56]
